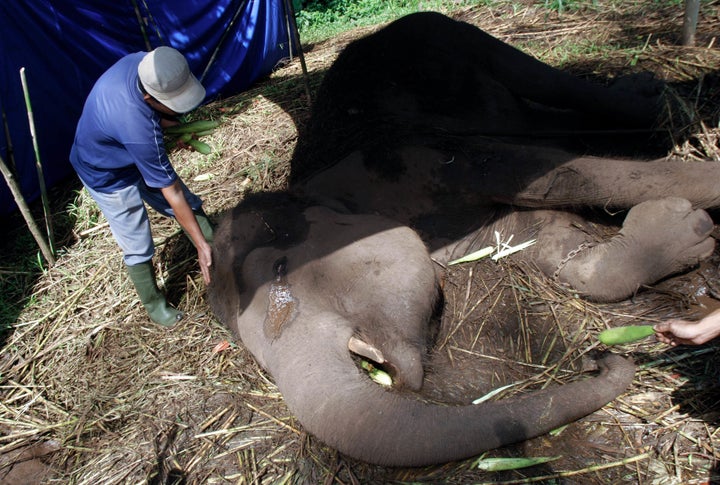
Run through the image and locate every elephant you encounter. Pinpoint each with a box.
[208,12,718,467]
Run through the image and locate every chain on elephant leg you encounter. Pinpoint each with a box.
[553,198,715,302]
[550,239,642,303]
[552,241,597,282]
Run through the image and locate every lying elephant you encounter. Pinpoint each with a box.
[208,12,717,467]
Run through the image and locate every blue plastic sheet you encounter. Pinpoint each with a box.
[0,0,292,215]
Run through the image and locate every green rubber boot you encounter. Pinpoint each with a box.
[195,209,214,244]
[126,262,183,327]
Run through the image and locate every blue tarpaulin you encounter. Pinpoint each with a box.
[0,0,294,215]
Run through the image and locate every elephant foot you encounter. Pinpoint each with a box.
[557,197,715,302]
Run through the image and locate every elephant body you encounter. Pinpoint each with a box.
[209,13,718,466]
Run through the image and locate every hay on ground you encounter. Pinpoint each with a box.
[1,2,720,483]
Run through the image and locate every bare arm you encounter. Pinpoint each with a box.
[654,309,720,346]
[161,180,212,284]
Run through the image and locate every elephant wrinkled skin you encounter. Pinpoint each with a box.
[208,12,718,467]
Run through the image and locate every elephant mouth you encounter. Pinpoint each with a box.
[348,335,386,364]
[347,335,429,391]
[348,335,397,387]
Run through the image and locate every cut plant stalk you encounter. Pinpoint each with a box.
[491,238,536,261]
[187,138,212,154]
[165,120,217,154]
[475,455,562,471]
[20,67,55,258]
[448,246,495,265]
[360,360,392,386]
[164,119,219,134]
[598,325,655,345]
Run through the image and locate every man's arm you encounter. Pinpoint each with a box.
[654,308,720,346]
[161,180,212,284]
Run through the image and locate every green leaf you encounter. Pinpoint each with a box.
[472,382,518,404]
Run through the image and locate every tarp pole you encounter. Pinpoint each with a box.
[681,0,700,46]
[139,0,165,45]
[282,0,312,103]
[200,0,249,82]
[20,67,55,258]
[131,0,153,51]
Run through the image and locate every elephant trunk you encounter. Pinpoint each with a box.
[267,312,635,467]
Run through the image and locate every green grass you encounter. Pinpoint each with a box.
[543,0,593,13]
[0,190,85,339]
[0,230,45,336]
[295,0,479,43]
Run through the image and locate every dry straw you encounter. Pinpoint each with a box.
[2,2,719,483]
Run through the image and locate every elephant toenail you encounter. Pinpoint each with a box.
[694,211,714,235]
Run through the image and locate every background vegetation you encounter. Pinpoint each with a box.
[295,0,476,42]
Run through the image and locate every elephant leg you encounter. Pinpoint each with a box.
[545,198,714,302]
[377,12,668,128]
[447,16,668,128]
[493,152,720,211]
[433,199,714,302]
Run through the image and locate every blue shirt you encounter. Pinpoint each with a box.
[69,52,178,193]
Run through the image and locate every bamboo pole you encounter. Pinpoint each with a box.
[0,152,55,266]
[20,67,56,257]
[2,108,16,173]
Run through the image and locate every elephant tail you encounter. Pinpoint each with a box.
[268,314,635,467]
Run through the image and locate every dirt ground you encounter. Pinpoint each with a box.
[2,1,720,484]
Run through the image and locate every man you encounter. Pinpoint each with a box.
[70,46,213,326]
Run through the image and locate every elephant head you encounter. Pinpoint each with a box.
[209,194,635,467]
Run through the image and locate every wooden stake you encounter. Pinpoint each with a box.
[681,0,700,46]
[282,0,312,103]
[20,67,56,257]
[0,151,55,266]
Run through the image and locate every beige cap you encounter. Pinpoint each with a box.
[138,46,205,114]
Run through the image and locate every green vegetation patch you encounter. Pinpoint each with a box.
[296,0,478,43]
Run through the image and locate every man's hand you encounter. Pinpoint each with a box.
[654,309,720,346]
[161,118,196,152]
[196,240,212,285]
[160,117,181,129]
[161,180,213,284]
